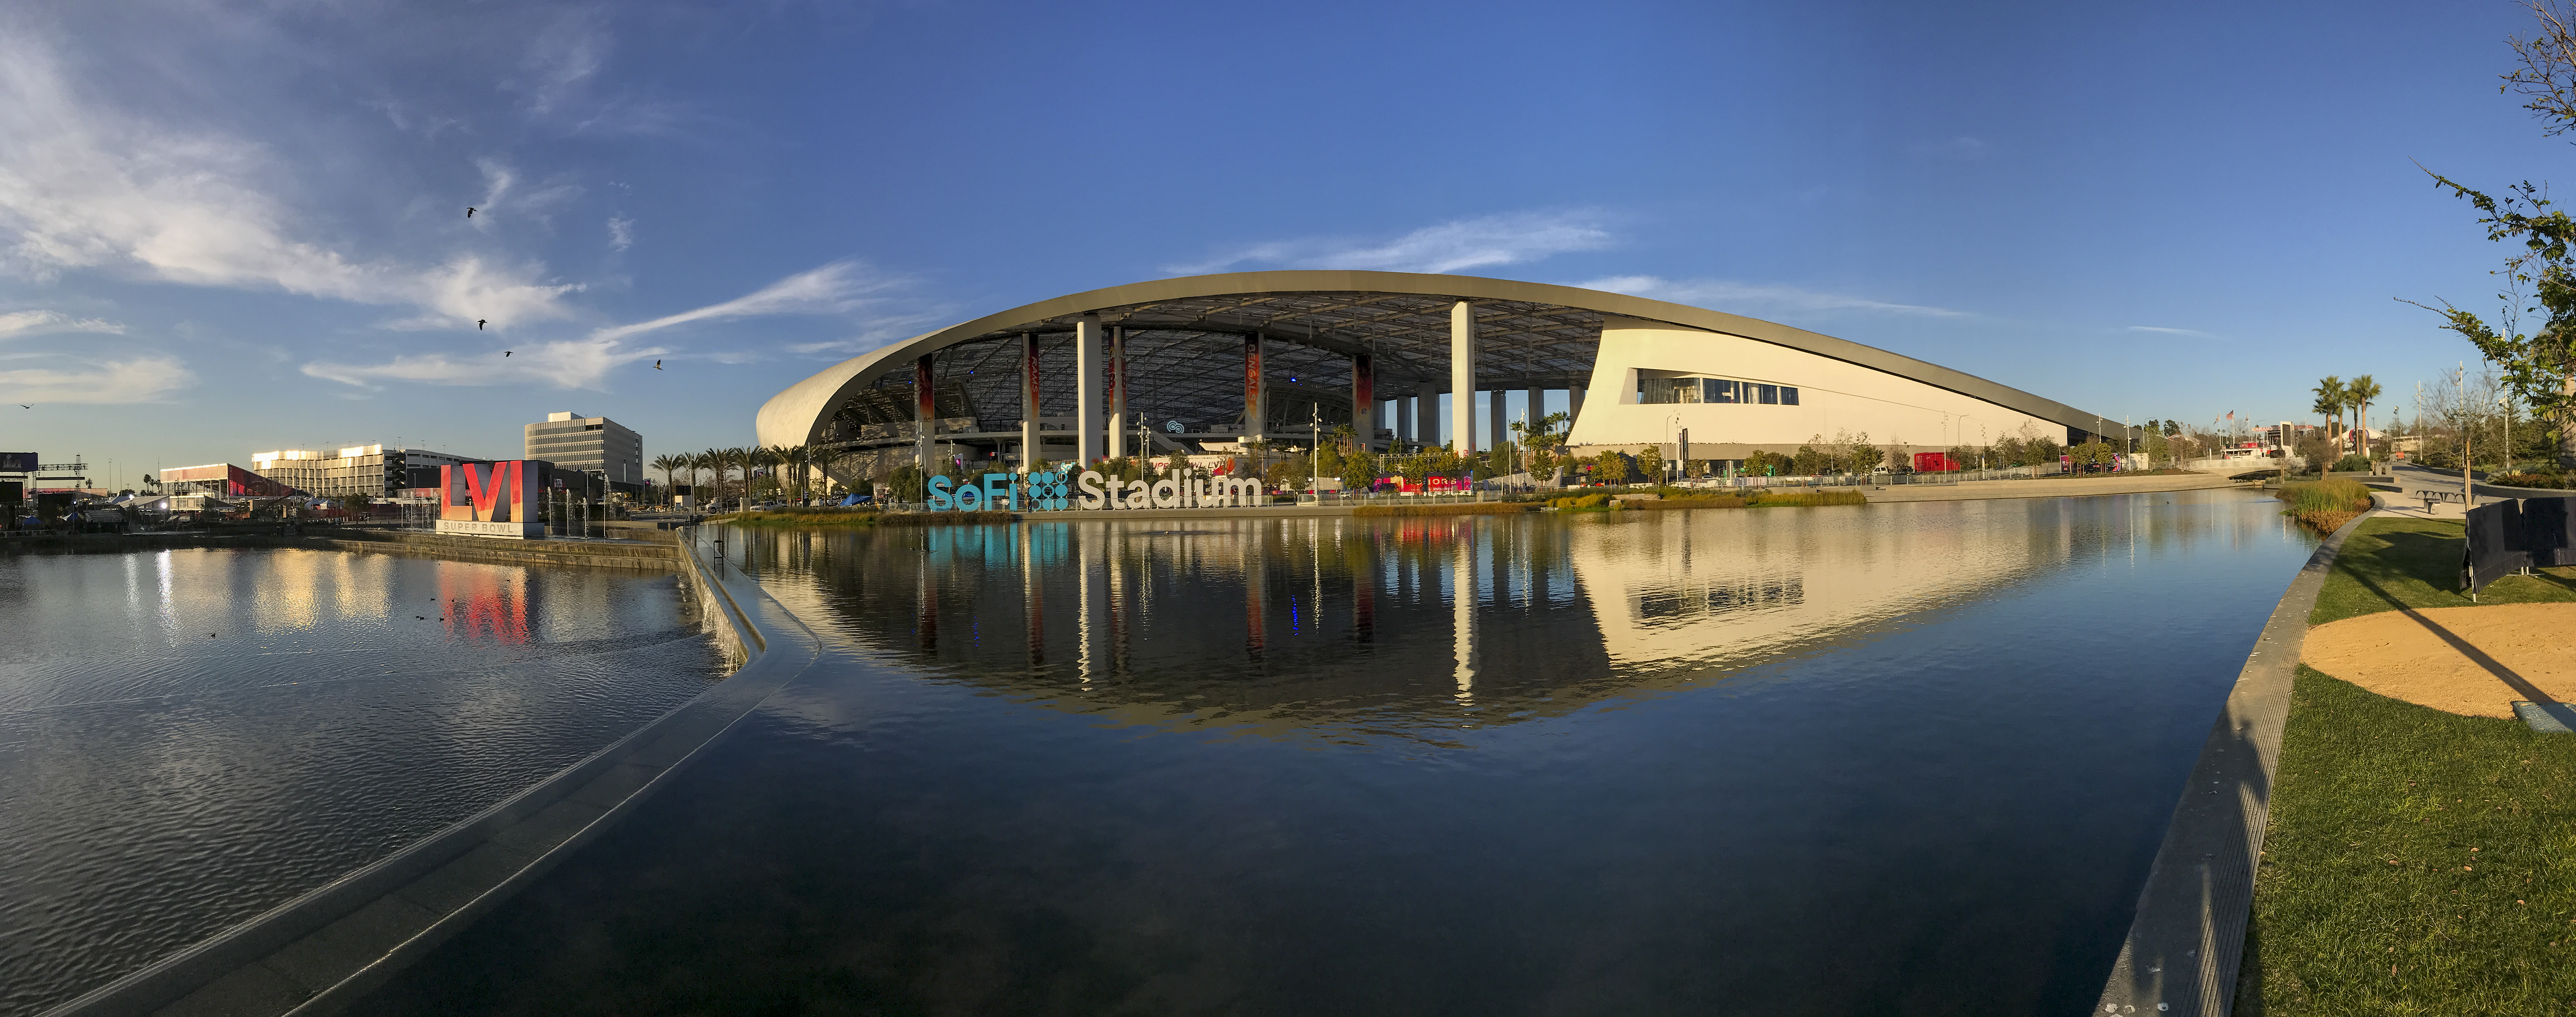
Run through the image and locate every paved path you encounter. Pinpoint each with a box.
[1847,472,2240,503]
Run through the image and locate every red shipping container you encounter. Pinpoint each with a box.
[1911,452,1959,473]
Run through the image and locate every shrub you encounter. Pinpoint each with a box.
[1751,489,1867,507]
[2276,478,2372,533]
[2494,471,2575,489]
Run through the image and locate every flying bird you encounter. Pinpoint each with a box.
[466,207,476,219]
[653,360,662,370]
[477,319,487,330]
[504,351,513,357]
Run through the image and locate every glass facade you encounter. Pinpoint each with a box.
[1641,376,1797,407]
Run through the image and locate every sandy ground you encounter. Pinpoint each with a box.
[2303,603,2576,717]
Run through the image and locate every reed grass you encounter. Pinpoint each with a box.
[2277,478,2373,533]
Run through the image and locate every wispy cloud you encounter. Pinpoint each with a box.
[304,261,909,389]
[0,309,124,340]
[606,216,633,251]
[1909,135,1989,161]
[2127,325,2215,337]
[0,28,581,328]
[1575,275,1968,319]
[299,335,660,392]
[590,261,902,343]
[1167,210,1616,276]
[0,353,192,404]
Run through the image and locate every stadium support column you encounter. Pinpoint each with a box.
[1488,390,1506,455]
[1075,316,1101,466]
[1243,333,1267,442]
[1351,352,1374,449]
[1398,396,1415,444]
[1107,326,1128,461]
[1450,301,1477,453]
[1416,390,1440,449]
[1020,332,1040,469]
[914,354,936,471]
[1525,385,1545,437]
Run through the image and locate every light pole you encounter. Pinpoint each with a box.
[2500,394,2513,475]
[1665,413,1683,486]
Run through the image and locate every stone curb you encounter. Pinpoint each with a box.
[2091,508,2376,1016]
[40,529,820,1017]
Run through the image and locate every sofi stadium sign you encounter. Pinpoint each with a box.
[926,467,1264,511]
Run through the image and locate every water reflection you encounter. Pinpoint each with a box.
[733,492,2297,743]
[0,549,718,1017]
[363,489,2318,1016]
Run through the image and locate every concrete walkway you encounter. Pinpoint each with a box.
[1846,472,2241,503]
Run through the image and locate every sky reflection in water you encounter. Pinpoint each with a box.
[370,489,2315,1016]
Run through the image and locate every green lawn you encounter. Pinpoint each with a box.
[2242,667,2576,1014]
[2245,515,2576,1011]
[2308,516,2576,626]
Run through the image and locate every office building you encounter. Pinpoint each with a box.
[248,445,486,500]
[525,412,644,490]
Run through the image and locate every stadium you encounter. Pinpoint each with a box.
[755,270,2136,482]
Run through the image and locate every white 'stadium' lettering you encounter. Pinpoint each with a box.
[1077,470,1106,510]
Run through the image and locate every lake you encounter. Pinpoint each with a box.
[362,488,2313,1015]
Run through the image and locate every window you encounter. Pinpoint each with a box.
[1707,379,1738,404]
[1756,384,1779,405]
[1780,386,1800,406]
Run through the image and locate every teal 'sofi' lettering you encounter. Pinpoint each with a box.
[926,475,953,511]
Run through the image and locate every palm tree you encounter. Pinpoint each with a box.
[2346,375,2382,463]
[2311,376,2346,473]
[650,454,681,506]
[771,444,810,503]
[702,448,732,509]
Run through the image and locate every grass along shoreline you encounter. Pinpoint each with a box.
[2244,513,2576,1012]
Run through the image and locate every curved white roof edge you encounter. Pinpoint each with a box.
[755,270,2130,449]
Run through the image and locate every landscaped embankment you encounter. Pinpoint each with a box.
[2240,514,2576,1011]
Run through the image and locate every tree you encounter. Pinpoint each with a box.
[2346,375,2383,459]
[2312,376,2347,459]
[1848,431,1885,472]
[1339,448,1378,492]
[2413,4,2576,466]
[1791,436,1828,477]
[650,454,680,504]
[1744,449,1789,476]
[1592,448,1630,484]
[1635,443,1664,483]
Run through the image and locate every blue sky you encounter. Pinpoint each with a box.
[0,0,2560,487]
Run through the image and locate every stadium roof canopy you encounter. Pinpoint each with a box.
[756,270,2136,449]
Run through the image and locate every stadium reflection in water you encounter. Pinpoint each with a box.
[370,489,2317,1017]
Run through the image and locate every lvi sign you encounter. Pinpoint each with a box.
[926,468,1265,511]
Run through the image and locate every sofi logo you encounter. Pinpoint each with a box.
[441,461,547,522]
[925,468,1264,511]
